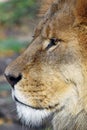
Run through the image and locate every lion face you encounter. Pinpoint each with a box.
[5,0,87,129]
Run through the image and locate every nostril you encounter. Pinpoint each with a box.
[4,73,22,88]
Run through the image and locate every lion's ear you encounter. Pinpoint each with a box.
[75,0,87,24]
[39,0,54,16]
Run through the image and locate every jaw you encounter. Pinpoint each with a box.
[16,102,52,129]
[14,83,82,129]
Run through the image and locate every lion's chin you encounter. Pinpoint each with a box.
[16,102,52,128]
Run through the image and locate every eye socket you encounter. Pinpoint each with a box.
[46,38,61,50]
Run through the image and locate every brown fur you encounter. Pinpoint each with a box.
[39,0,54,16]
[5,0,87,130]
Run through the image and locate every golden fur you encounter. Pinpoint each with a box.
[5,0,87,129]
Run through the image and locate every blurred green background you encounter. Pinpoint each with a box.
[0,0,37,25]
[0,0,39,56]
[0,0,48,130]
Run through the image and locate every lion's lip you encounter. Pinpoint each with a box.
[14,96,60,110]
[14,96,46,110]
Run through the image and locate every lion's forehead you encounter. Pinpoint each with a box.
[35,12,74,40]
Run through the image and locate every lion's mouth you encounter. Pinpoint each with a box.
[14,96,46,110]
[14,96,60,110]
[14,96,52,128]
[14,96,64,128]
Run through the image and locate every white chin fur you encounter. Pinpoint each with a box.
[16,102,51,128]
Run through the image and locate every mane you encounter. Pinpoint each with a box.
[39,0,75,17]
[39,0,54,16]
[53,109,87,130]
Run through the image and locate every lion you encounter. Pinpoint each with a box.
[5,0,87,130]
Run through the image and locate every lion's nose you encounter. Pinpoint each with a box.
[4,73,22,88]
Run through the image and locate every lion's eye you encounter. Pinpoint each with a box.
[46,38,61,50]
[43,38,62,51]
[46,38,57,49]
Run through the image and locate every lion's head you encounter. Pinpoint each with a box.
[5,0,87,129]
